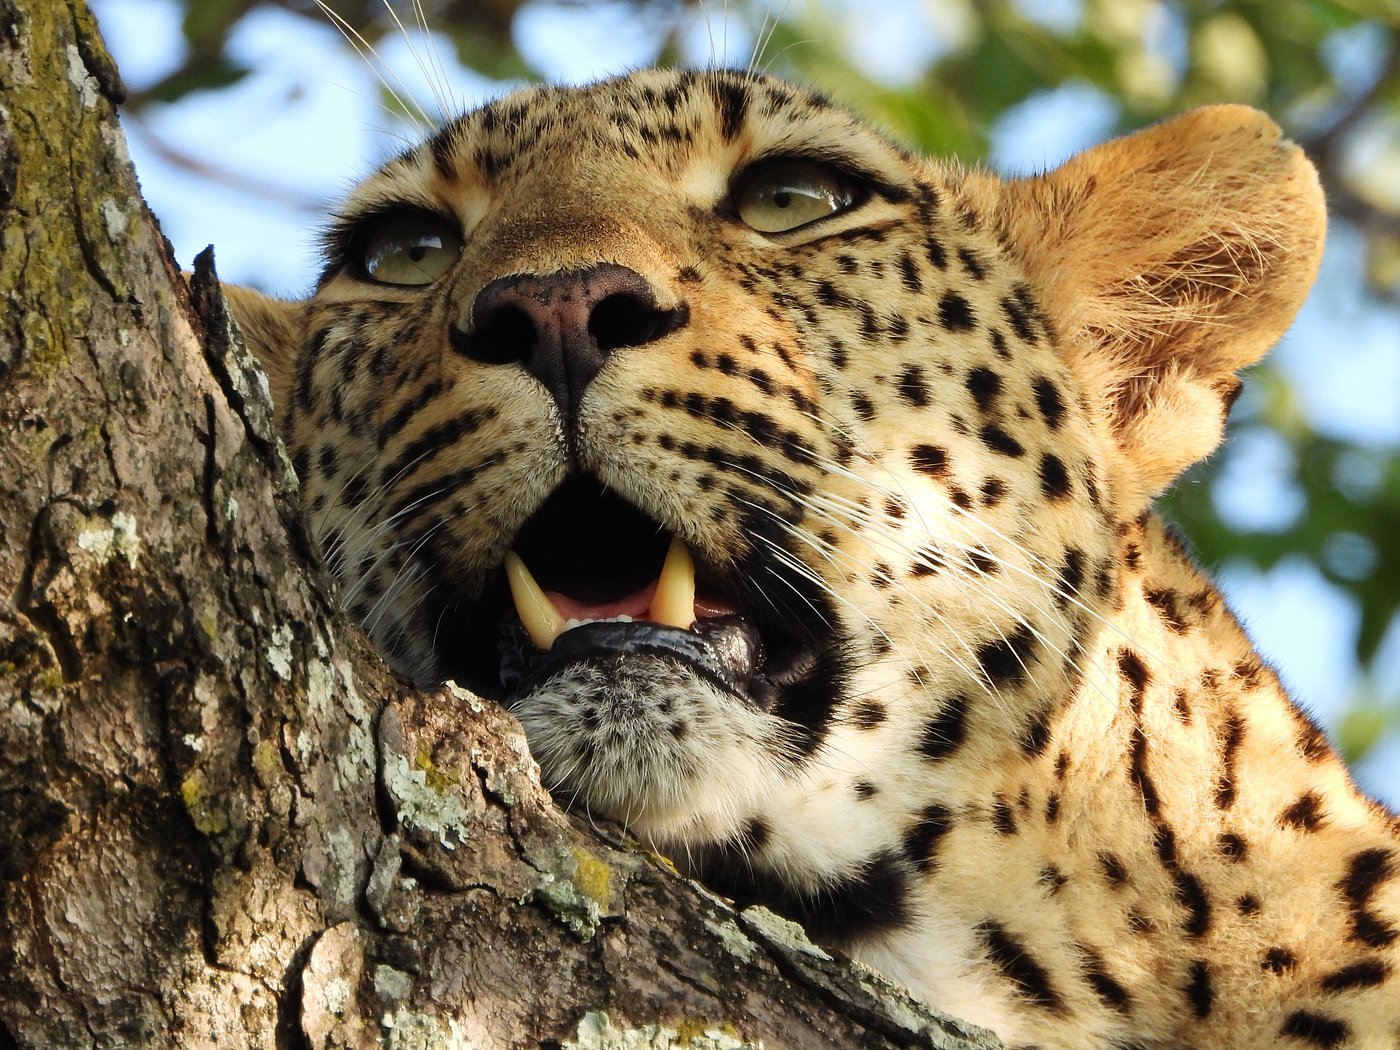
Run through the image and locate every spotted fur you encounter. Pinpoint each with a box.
[228,70,1400,1049]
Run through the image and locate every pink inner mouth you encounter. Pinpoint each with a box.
[546,580,740,623]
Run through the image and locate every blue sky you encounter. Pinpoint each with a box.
[92,0,1400,803]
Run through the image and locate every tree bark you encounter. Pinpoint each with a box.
[0,3,1000,1047]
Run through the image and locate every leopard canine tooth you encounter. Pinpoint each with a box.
[648,536,696,630]
[504,551,567,650]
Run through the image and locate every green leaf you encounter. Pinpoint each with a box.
[143,58,252,104]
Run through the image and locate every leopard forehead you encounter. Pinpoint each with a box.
[340,69,910,230]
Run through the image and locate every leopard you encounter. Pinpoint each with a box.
[225,68,1400,1049]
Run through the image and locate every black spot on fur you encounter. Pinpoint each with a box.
[989,327,1011,360]
[851,698,887,729]
[1039,453,1070,499]
[1262,947,1297,974]
[1338,848,1398,948]
[966,547,998,574]
[977,625,1034,685]
[743,817,770,852]
[381,407,499,485]
[1081,948,1131,1012]
[1003,293,1036,342]
[1215,709,1244,809]
[919,694,969,760]
[992,796,1017,835]
[1119,649,1150,698]
[1280,792,1326,832]
[1056,548,1084,606]
[1170,874,1209,936]
[957,246,985,279]
[342,472,370,509]
[854,779,879,800]
[711,78,749,141]
[902,803,954,873]
[898,253,922,293]
[1185,960,1212,1018]
[1033,377,1065,430]
[1099,852,1128,887]
[1319,958,1388,990]
[1237,894,1261,916]
[966,366,1001,411]
[939,291,975,331]
[427,123,460,180]
[979,920,1063,1011]
[857,303,880,340]
[1123,650,1159,816]
[1295,712,1333,762]
[912,542,946,576]
[1280,1012,1349,1048]
[925,236,947,270]
[910,443,948,478]
[1022,707,1053,757]
[1217,832,1248,862]
[1145,587,1187,632]
[898,365,930,407]
[1153,826,1211,937]
[814,279,848,308]
[1039,864,1067,894]
[980,424,1025,457]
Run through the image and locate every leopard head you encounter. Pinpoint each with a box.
[229,69,1322,920]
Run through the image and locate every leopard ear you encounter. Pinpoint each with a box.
[972,105,1325,515]
[222,285,304,414]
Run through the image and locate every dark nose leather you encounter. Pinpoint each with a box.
[452,263,688,416]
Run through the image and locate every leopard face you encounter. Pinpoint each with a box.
[231,69,1400,1050]
[278,70,1115,862]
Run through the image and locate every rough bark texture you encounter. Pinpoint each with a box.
[0,3,1002,1047]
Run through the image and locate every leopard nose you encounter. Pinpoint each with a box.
[452,263,689,416]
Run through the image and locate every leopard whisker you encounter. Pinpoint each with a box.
[380,0,458,122]
[314,1,433,129]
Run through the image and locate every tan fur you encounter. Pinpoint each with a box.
[228,72,1397,1049]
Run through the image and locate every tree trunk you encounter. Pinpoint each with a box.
[0,3,999,1046]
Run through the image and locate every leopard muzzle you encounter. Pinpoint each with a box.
[433,474,842,832]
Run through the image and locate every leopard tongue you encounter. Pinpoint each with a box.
[504,536,697,650]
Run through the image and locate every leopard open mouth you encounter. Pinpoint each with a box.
[431,474,841,741]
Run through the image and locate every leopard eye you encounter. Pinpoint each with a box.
[734,161,855,234]
[357,213,462,286]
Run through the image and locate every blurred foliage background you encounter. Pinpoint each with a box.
[93,0,1400,790]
